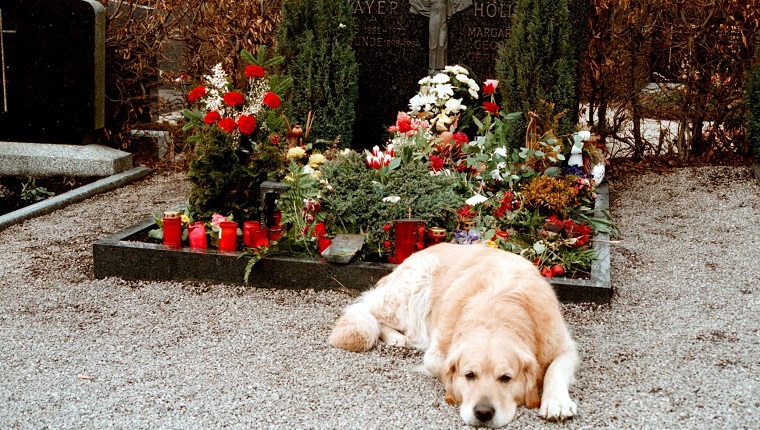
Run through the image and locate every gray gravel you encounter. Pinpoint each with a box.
[0,167,758,429]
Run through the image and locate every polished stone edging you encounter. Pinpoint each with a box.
[92,183,612,304]
[0,167,151,232]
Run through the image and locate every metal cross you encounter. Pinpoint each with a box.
[0,9,16,112]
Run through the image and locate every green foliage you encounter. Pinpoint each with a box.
[277,0,359,146]
[320,152,464,256]
[495,0,579,147]
[20,178,55,203]
[747,39,760,159]
[187,128,284,221]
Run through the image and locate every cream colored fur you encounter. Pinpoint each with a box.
[329,243,578,427]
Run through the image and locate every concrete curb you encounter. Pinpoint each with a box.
[0,167,151,232]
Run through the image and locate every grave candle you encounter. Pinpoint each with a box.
[162,211,182,248]
[243,220,261,247]
[250,226,269,248]
[188,221,207,249]
[218,221,238,251]
[389,219,426,264]
[426,227,447,247]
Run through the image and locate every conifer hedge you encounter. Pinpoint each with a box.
[495,0,579,148]
[277,0,358,148]
[747,40,760,159]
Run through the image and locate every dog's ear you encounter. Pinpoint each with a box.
[442,348,462,405]
[520,353,542,409]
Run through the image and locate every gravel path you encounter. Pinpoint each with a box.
[0,167,758,429]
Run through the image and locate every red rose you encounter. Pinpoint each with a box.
[496,230,509,239]
[453,132,469,145]
[203,111,221,125]
[551,264,565,276]
[533,258,542,266]
[482,83,496,95]
[223,91,245,107]
[397,116,413,133]
[188,86,207,103]
[541,267,553,278]
[429,155,444,172]
[383,223,392,232]
[238,114,257,135]
[217,117,237,133]
[263,91,281,109]
[483,101,500,114]
[384,240,392,249]
[245,64,265,79]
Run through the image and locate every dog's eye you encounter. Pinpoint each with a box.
[464,371,477,381]
[499,374,512,383]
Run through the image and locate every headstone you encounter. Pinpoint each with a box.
[351,0,517,148]
[0,0,105,144]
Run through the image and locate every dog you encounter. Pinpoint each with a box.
[329,243,578,427]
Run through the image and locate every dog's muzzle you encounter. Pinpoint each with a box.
[474,403,495,423]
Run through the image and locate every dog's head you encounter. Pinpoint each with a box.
[442,330,541,428]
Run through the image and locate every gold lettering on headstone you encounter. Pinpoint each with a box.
[0,9,17,112]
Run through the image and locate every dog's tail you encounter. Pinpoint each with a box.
[328,301,381,352]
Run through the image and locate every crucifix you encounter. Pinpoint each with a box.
[0,9,16,112]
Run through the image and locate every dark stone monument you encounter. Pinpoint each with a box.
[351,0,516,148]
[0,0,105,144]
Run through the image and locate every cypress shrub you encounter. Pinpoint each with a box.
[277,0,359,148]
[495,0,579,149]
[747,39,760,159]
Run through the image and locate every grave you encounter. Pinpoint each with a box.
[0,0,135,178]
[351,0,518,148]
[92,183,612,304]
[0,0,147,230]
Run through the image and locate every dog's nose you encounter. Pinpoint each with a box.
[474,404,495,422]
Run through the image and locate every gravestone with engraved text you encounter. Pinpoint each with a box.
[351,0,516,148]
[0,0,105,144]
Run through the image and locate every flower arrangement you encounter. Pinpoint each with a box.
[159,61,616,282]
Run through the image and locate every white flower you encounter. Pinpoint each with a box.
[465,194,488,205]
[455,73,470,83]
[577,130,591,141]
[445,65,468,75]
[418,76,432,86]
[383,196,401,203]
[433,84,454,99]
[444,98,465,114]
[339,23,346,28]
[431,73,451,84]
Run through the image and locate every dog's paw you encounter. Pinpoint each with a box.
[381,330,409,347]
[539,396,577,422]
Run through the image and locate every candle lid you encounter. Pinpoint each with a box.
[163,211,181,219]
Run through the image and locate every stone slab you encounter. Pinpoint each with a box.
[0,142,133,178]
[92,184,611,304]
[0,166,150,231]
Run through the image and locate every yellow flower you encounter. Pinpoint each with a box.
[181,215,190,225]
[308,153,327,168]
[287,146,306,160]
[487,240,498,249]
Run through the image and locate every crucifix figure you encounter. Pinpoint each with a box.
[0,9,16,112]
[410,0,472,73]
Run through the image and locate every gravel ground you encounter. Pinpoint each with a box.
[0,167,758,429]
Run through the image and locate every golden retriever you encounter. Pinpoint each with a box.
[329,243,578,427]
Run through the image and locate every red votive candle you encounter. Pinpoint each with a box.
[162,211,182,248]
[391,219,426,264]
[250,227,269,248]
[218,221,238,251]
[243,220,261,247]
[188,221,207,249]
[271,211,283,228]
[269,227,283,242]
